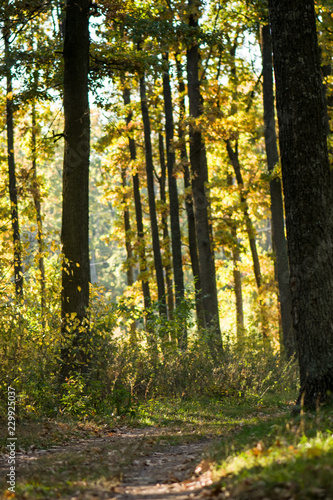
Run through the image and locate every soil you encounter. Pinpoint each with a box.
[0,424,215,500]
[113,434,213,500]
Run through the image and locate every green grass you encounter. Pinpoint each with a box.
[2,392,333,499]
[208,402,333,499]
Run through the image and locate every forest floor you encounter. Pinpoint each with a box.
[2,395,333,500]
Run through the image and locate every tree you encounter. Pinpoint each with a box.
[226,140,269,340]
[139,71,167,317]
[3,11,23,298]
[175,53,205,328]
[120,162,134,288]
[260,23,295,359]
[122,85,152,316]
[60,0,91,378]
[226,140,262,291]
[268,0,333,408]
[162,51,186,347]
[186,0,222,354]
[226,173,244,340]
[223,35,269,340]
[157,131,175,320]
[31,100,46,324]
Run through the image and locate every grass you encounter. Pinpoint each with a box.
[2,391,333,499]
[208,401,333,499]
[0,418,157,499]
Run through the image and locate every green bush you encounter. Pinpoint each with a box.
[0,285,299,422]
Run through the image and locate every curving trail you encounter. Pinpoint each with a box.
[114,438,213,500]
[0,424,215,499]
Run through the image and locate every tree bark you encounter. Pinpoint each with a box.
[226,140,262,289]
[268,0,333,408]
[175,54,205,328]
[122,87,152,315]
[186,4,222,354]
[139,74,167,317]
[61,0,91,378]
[226,140,269,339]
[227,174,244,339]
[31,102,45,324]
[261,24,295,359]
[232,226,244,342]
[162,52,186,348]
[121,165,134,288]
[120,164,137,340]
[158,133,174,321]
[162,55,185,302]
[4,21,23,299]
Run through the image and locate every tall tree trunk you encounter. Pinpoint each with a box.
[162,56,185,301]
[186,4,222,355]
[226,140,269,339]
[122,87,151,315]
[89,235,98,283]
[268,0,333,408]
[61,0,91,378]
[261,24,295,359]
[227,174,244,340]
[232,225,244,342]
[139,74,167,317]
[121,165,134,288]
[121,164,137,340]
[162,52,187,348]
[31,102,46,324]
[158,133,174,321]
[4,22,23,299]
[175,54,205,328]
[226,140,262,289]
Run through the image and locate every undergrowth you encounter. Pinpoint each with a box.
[0,286,299,420]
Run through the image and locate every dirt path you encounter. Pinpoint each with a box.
[114,438,213,500]
[1,425,215,499]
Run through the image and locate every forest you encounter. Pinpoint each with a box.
[1,0,333,499]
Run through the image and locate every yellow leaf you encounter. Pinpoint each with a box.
[4,491,15,498]
[78,286,81,291]
[76,263,80,267]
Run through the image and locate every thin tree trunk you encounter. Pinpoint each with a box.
[226,140,269,339]
[4,22,23,298]
[89,235,98,283]
[227,174,244,339]
[31,102,45,325]
[121,166,134,287]
[232,226,244,342]
[139,74,167,317]
[122,87,151,315]
[162,56,185,300]
[268,0,333,408]
[121,164,137,340]
[261,24,295,359]
[186,5,222,355]
[162,52,187,348]
[61,0,91,378]
[175,54,205,328]
[158,133,174,321]
[226,141,262,288]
